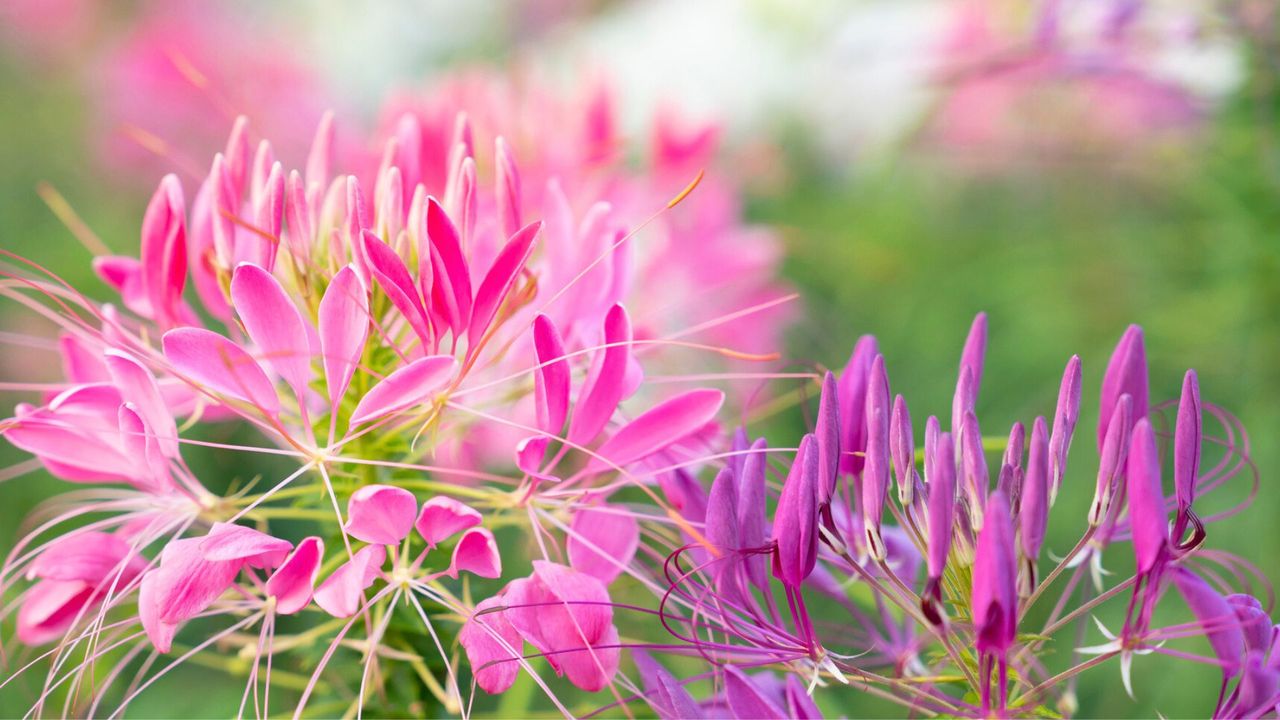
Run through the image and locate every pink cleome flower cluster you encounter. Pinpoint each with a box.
[0,78,1273,719]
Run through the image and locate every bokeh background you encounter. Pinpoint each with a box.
[1,0,1277,717]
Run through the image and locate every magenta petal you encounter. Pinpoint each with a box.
[587,389,725,472]
[737,437,770,592]
[349,355,456,426]
[890,394,915,506]
[862,354,890,557]
[1173,369,1201,520]
[1048,354,1082,501]
[362,231,433,346]
[814,371,841,506]
[200,522,292,568]
[837,335,878,476]
[343,485,417,545]
[772,434,819,588]
[533,314,571,433]
[1173,568,1245,679]
[567,504,639,584]
[415,496,483,547]
[570,304,632,446]
[784,673,822,719]
[724,666,786,720]
[459,595,524,694]
[1020,417,1050,564]
[426,198,473,336]
[1091,394,1133,526]
[1098,324,1148,450]
[450,528,502,579]
[469,221,541,343]
[972,490,1017,654]
[634,651,704,720]
[139,174,188,329]
[161,328,280,416]
[926,431,956,582]
[313,545,386,618]
[1127,418,1169,574]
[230,263,314,402]
[318,265,369,412]
[266,536,323,615]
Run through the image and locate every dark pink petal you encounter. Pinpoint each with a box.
[1098,324,1148,450]
[862,355,890,559]
[200,522,292,568]
[318,265,369,412]
[343,485,417,545]
[1048,354,1082,503]
[570,304,632,446]
[971,490,1017,654]
[459,595,523,694]
[161,328,280,416]
[634,651,704,720]
[890,394,915,506]
[961,410,988,527]
[348,355,456,426]
[415,496,483,548]
[772,434,819,588]
[926,431,956,582]
[104,350,179,458]
[449,528,502,579]
[313,545,386,618]
[1173,568,1245,680]
[1020,416,1050,566]
[724,666,786,720]
[737,437,769,591]
[230,263,314,403]
[362,231,433,346]
[533,314,570,434]
[814,371,841,506]
[139,174,187,329]
[151,538,242,624]
[567,504,639,584]
[1090,394,1133,526]
[468,221,541,344]
[1173,370,1201,523]
[837,335,878,476]
[266,536,323,615]
[587,389,724,472]
[784,674,822,719]
[1126,418,1168,574]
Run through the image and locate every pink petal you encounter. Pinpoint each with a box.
[494,137,522,239]
[318,265,369,412]
[139,174,187,329]
[362,231,433,346]
[415,496,482,548]
[151,538,243,625]
[313,545,385,618]
[28,531,140,583]
[348,355,456,426]
[587,389,725,472]
[449,528,502,579]
[284,170,313,263]
[306,110,334,189]
[569,304,631,446]
[161,328,280,417]
[344,485,418,545]
[117,404,173,493]
[567,504,639,585]
[533,314,570,434]
[104,350,179,458]
[17,579,93,646]
[426,198,472,336]
[468,221,541,344]
[138,572,177,653]
[515,436,559,483]
[459,595,523,694]
[505,561,617,691]
[266,536,323,615]
[200,522,292,568]
[230,263,314,403]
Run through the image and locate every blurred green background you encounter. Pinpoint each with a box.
[2,2,1279,717]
